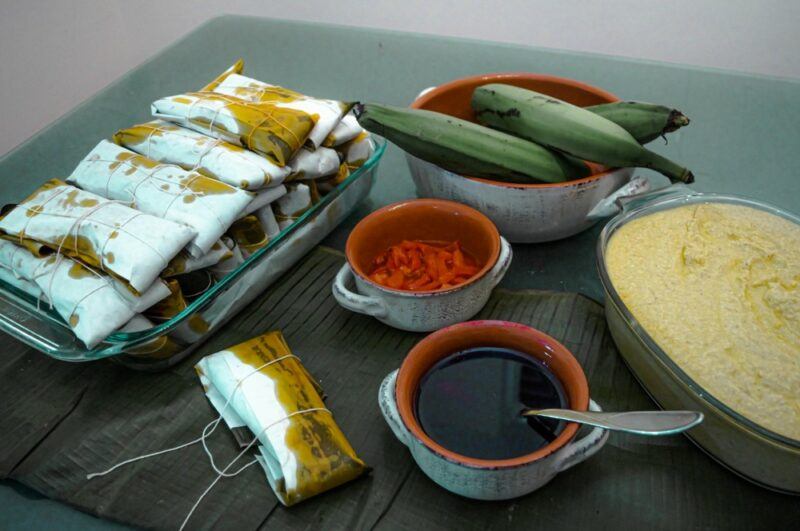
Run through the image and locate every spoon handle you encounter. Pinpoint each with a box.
[522,409,703,436]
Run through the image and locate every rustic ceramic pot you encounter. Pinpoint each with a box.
[379,320,608,500]
[332,199,511,332]
[408,73,644,243]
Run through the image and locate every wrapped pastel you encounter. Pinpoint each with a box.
[0,264,45,301]
[0,179,195,293]
[211,70,351,149]
[113,120,290,191]
[68,141,254,257]
[317,164,351,195]
[322,112,363,147]
[151,91,316,167]
[239,185,286,218]
[287,147,340,181]
[194,331,367,506]
[256,206,281,238]
[274,184,312,230]
[208,236,244,280]
[340,131,374,169]
[162,239,231,278]
[227,215,268,258]
[0,240,135,348]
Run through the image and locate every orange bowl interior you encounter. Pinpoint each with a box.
[396,320,590,468]
[345,199,500,293]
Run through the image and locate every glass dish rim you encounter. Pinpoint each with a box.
[0,138,386,353]
[596,188,800,449]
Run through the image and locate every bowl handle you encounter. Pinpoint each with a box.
[379,369,413,448]
[487,237,513,288]
[586,175,652,220]
[332,263,389,318]
[555,399,610,472]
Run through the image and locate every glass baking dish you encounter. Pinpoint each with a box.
[0,140,386,370]
[596,185,800,494]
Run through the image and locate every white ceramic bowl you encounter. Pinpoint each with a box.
[409,73,649,243]
[332,199,512,332]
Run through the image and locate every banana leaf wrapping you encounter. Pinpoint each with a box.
[151,91,316,167]
[0,239,135,348]
[144,278,210,343]
[0,179,195,293]
[209,236,245,280]
[68,141,254,257]
[210,66,351,150]
[227,215,268,258]
[317,164,351,195]
[322,112,363,147]
[287,147,340,181]
[274,184,312,230]
[113,120,291,191]
[239,185,286,218]
[194,331,367,506]
[162,239,232,278]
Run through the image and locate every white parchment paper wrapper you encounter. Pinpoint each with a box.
[162,239,232,278]
[0,180,195,293]
[322,112,363,147]
[114,120,290,191]
[0,240,135,347]
[212,73,349,150]
[239,185,286,218]
[288,147,340,181]
[68,141,254,257]
[151,92,315,167]
[274,184,312,230]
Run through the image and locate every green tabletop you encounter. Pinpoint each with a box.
[1,15,799,530]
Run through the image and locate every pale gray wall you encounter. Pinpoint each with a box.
[1,0,798,156]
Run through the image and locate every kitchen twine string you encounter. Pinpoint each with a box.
[183,92,303,159]
[78,154,228,234]
[140,122,274,188]
[85,354,331,531]
[16,187,170,315]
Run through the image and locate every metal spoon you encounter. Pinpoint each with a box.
[521,408,703,436]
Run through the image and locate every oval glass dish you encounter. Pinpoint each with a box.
[596,185,800,494]
[0,140,386,370]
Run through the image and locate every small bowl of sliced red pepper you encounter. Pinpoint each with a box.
[333,199,512,332]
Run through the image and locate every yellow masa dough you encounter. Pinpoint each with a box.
[606,203,800,441]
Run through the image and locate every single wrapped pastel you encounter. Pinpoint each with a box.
[339,131,374,170]
[274,184,312,230]
[0,180,195,293]
[194,331,367,506]
[322,112,363,147]
[317,164,351,195]
[208,236,244,280]
[255,206,281,238]
[113,120,290,191]
[239,185,286,218]
[287,147,340,181]
[161,239,232,278]
[0,240,135,347]
[210,69,351,149]
[151,91,316,167]
[227,215,268,258]
[68,141,254,257]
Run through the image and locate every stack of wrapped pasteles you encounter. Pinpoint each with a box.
[0,59,375,349]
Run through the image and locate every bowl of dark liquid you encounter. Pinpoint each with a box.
[379,320,608,500]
